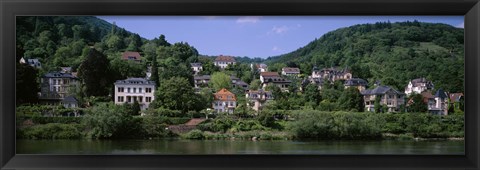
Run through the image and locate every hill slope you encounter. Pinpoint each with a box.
[265,21,464,93]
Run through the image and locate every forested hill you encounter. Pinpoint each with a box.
[16,16,145,72]
[265,21,464,93]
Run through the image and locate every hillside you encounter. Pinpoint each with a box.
[16,16,144,72]
[265,21,464,93]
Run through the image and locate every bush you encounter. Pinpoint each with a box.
[288,111,384,139]
[183,129,204,139]
[146,108,185,117]
[141,116,170,138]
[18,123,83,139]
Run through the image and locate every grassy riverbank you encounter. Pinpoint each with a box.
[17,107,464,141]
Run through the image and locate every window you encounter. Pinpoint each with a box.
[139,97,143,102]
[118,87,124,92]
[127,88,131,93]
[133,88,137,93]
[146,88,152,93]
[127,96,131,103]
[146,97,151,102]
[139,88,142,93]
[118,96,124,102]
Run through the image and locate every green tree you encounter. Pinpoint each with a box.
[151,77,198,112]
[374,96,382,113]
[78,48,112,97]
[337,87,364,112]
[249,79,262,90]
[209,72,232,91]
[132,100,141,116]
[407,93,427,113]
[304,83,322,108]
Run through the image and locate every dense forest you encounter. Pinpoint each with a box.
[265,20,464,93]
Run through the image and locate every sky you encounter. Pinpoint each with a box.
[97,16,464,58]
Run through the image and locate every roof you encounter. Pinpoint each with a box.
[409,77,434,88]
[194,75,211,80]
[421,91,435,103]
[114,77,156,86]
[214,88,236,101]
[282,67,300,73]
[215,55,236,62]
[122,51,142,61]
[27,59,40,63]
[256,63,268,69]
[43,72,77,79]
[434,89,448,99]
[449,93,464,102]
[247,89,272,95]
[62,96,78,103]
[60,67,72,73]
[260,72,280,77]
[345,78,368,86]
[361,86,403,95]
[190,63,202,67]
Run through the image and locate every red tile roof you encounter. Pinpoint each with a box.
[260,72,280,77]
[215,55,235,62]
[122,51,142,61]
[214,88,236,101]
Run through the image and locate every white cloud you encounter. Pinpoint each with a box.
[236,16,261,24]
[271,25,289,34]
[456,22,464,28]
[272,46,280,51]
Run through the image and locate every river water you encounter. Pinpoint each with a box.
[17,139,464,155]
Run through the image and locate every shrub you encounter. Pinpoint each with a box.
[18,123,83,139]
[183,129,204,139]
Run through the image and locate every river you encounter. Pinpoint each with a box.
[16,139,464,155]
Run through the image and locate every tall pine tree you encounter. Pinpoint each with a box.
[78,48,112,97]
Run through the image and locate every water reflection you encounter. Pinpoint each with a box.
[17,139,464,155]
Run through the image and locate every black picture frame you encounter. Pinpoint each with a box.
[1,0,479,169]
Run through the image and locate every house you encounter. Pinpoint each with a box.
[214,55,236,69]
[60,67,72,73]
[122,51,142,63]
[114,77,156,110]
[61,96,78,108]
[190,63,203,75]
[404,77,434,96]
[39,72,79,104]
[302,77,326,91]
[449,93,464,111]
[194,75,211,88]
[20,57,42,69]
[281,67,300,77]
[246,89,273,112]
[251,63,268,72]
[361,86,405,112]
[430,89,449,115]
[212,88,237,114]
[311,66,352,82]
[344,78,368,91]
[260,72,291,92]
[230,76,249,90]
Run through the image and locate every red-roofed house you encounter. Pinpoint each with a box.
[212,88,237,113]
[122,51,142,62]
[214,55,236,69]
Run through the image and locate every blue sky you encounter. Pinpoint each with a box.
[97,16,464,58]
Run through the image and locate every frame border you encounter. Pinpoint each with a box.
[1,0,479,169]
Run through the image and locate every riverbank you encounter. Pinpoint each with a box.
[16,110,465,141]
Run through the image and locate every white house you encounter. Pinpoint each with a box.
[212,88,236,113]
[251,63,268,72]
[311,66,351,81]
[114,77,156,110]
[214,55,236,69]
[190,63,203,75]
[431,89,449,115]
[246,89,273,112]
[404,77,434,96]
[281,67,300,77]
[20,57,42,69]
